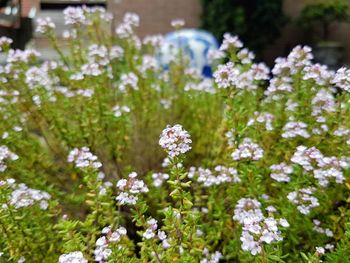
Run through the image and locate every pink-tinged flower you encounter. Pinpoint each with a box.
[159,124,192,157]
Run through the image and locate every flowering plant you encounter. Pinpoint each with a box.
[1,6,350,263]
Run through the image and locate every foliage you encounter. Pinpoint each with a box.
[298,0,350,41]
[1,6,350,263]
[200,0,288,56]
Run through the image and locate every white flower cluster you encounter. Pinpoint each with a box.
[213,60,269,90]
[287,187,319,215]
[143,34,164,47]
[62,28,77,40]
[98,181,113,196]
[115,12,139,39]
[76,44,121,79]
[36,17,56,34]
[55,86,94,98]
[224,129,236,147]
[287,45,313,68]
[200,249,222,263]
[233,198,264,224]
[112,105,130,118]
[158,230,171,249]
[63,7,88,26]
[7,49,40,64]
[0,145,18,172]
[273,55,298,75]
[311,89,336,118]
[207,49,225,63]
[332,67,350,92]
[213,62,239,89]
[25,66,54,90]
[161,157,171,168]
[265,76,293,99]
[116,172,149,205]
[171,19,185,28]
[247,112,274,131]
[285,99,298,112]
[219,33,243,52]
[303,63,333,86]
[235,64,269,91]
[142,218,171,249]
[334,127,350,145]
[160,98,172,109]
[313,156,350,186]
[119,72,138,92]
[96,172,113,196]
[0,36,12,51]
[312,219,333,237]
[143,218,158,239]
[240,217,288,256]
[185,67,203,81]
[58,251,87,263]
[291,145,323,171]
[138,55,159,76]
[81,62,103,77]
[0,178,51,210]
[315,245,335,256]
[265,46,314,99]
[184,79,216,94]
[269,162,293,182]
[233,198,289,255]
[152,173,169,187]
[87,44,110,66]
[188,165,240,187]
[17,256,25,263]
[94,225,127,262]
[250,63,270,81]
[291,145,349,186]
[10,184,51,210]
[282,120,310,139]
[237,48,255,64]
[311,120,329,136]
[67,147,102,169]
[85,6,113,22]
[69,72,83,81]
[110,45,124,60]
[159,124,192,158]
[231,138,264,161]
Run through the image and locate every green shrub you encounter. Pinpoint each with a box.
[298,0,350,41]
[1,7,350,263]
[200,0,288,55]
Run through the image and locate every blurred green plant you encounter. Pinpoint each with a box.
[298,0,350,42]
[200,0,288,56]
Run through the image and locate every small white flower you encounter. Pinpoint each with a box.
[220,33,243,51]
[67,147,102,169]
[58,251,87,263]
[152,173,169,187]
[171,19,185,28]
[231,138,264,161]
[119,72,138,91]
[316,247,325,255]
[143,228,155,239]
[112,105,130,118]
[36,17,55,34]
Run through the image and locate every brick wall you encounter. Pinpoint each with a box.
[108,0,202,37]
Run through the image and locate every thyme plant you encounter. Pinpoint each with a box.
[1,6,350,263]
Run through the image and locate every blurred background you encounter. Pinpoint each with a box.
[2,0,350,68]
